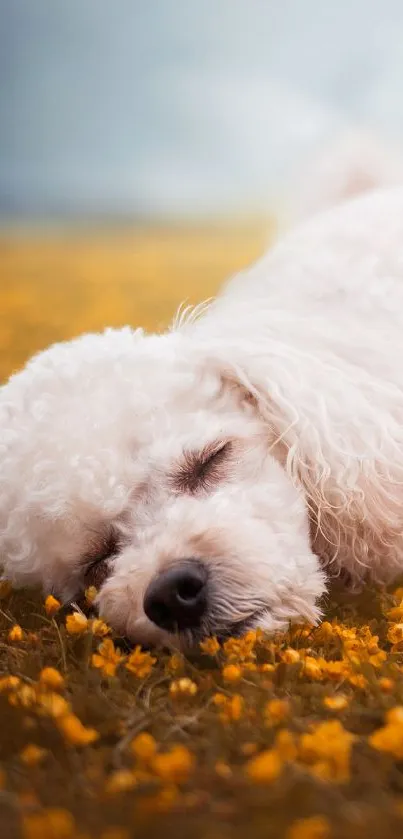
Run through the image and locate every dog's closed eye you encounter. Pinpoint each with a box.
[169,441,233,494]
[83,530,119,588]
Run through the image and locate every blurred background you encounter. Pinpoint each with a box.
[2,0,403,378]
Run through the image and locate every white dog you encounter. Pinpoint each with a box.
[2,186,403,648]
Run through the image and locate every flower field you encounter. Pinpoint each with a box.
[1,227,403,839]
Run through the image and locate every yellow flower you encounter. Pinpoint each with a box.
[199,636,220,656]
[169,677,198,697]
[245,748,283,783]
[85,586,98,605]
[286,815,331,839]
[0,675,21,692]
[9,684,38,709]
[313,621,336,643]
[274,729,298,761]
[57,713,99,746]
[65,612,88,635]
[214,693,244,723]
[130,732,157,762]
[222,631,257,661]
[125,645,156,679]
[91,618,111,637]
[322,660,346,681]
[20,744,48,766]
[212,692,227,707]
[260,663,276,675]
[264,699,290,724]
[369,707,403,759]
[323,695,349,712]
[105,769,137,795]
[165,653,184,675]
[368,650,387,668]
[387,623,403,646]
[386,599,403,621]
[8,624,23,642]
[222,664,242,683]
[215,761,232,778]
[44,594,61,616]
[22,807,76,839]
[281,648,301,664]
[152,745,194,782]
[37,692,71,719]
[39,667,65,691]
[299,720,356,782]
[302,657,324,681]
[92,639,123,677]
[378,677,394,693]
[387,706,403,724]
[369,723,403,758]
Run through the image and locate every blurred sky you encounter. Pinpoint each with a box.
[2,0,403,220]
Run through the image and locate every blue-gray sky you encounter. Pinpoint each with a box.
[2,0,403,218]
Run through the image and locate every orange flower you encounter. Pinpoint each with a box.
[222,664,242,683]
[165,653,184,675]
[286,815,331,839]
[125,645,156,679]
[313,621,336,643]
[20,744,48,766]
[222,631,257,661]
[199,636,220,656]
[302,657,324,681]
[378,677,394,693]
[245,748,283,783]
[22,807,75,839]
[281,648,300,664]
[323,695,349,712]
[274,729,298,762]
[37,691,71,718]
[152,745,194,782]
[0,675,21,692]
[214,693,244,723]
[85,586,98,605]
[169,677,198,697]
[387,597,403,621]
[44,594,61,616]
[105,770,137,795]
[369,707,403,759]
[130,732,157,762]
[57,713,99,746]
[264,699,290,724]
[92,639,123,677]
[8,684,38,709]
[39,667,65,691]
[8,624,23,642]
[91,618,110,637]
[65,612,88,635]
[387,623,403,646]
[299,720,356,782]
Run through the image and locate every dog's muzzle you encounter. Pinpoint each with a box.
[143,559,208,632]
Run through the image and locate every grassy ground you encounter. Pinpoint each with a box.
[1,227,403,839]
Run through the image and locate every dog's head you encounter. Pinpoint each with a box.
[0,326,326,647]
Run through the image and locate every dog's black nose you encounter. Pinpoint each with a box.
[143,561,207,632]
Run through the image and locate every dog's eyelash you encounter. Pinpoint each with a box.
[82,530,119,577]
[169,441,232,494]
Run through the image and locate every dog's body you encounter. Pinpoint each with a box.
[2,186,403,646]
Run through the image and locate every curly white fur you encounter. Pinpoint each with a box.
[2,186,403,646]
